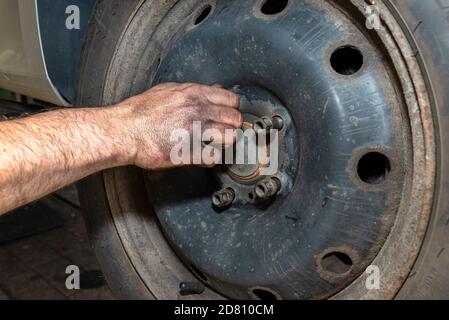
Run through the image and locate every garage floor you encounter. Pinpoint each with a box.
[0,185,114,300]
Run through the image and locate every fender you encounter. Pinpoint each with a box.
[0,0,95,105]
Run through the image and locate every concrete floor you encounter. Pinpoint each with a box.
[0,186,114,300]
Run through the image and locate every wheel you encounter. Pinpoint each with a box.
[77,0,448,300]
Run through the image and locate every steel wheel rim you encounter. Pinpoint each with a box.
[100,0,436,300]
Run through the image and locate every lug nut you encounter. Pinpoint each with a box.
[271,115,284,130]
[255,177,281,200]
[253,116,284,133]
[212,187,235,208]
[253,116,273,133]
[179,281,205,296]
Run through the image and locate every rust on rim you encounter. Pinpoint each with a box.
[333,0,436,299]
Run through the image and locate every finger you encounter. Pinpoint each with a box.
[204,106,243,128]
[176,83,199,90]
[192,84,240,108]
[150,82,180,90]
[203,123,237,146]
[153,82,196,91]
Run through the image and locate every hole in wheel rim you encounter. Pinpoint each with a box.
[320,252,353,276]
[261,0,289,15]
[330,45,364,75]
[357,152,391,185]
[194,5,212,25]
[249,287,281,300]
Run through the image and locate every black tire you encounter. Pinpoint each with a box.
[77,0,449,299]
[388,0,449,299]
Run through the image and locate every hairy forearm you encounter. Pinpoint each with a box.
[0,83,242,216]
[0,106,132,215]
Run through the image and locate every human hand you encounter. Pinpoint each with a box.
[115,83,242,170]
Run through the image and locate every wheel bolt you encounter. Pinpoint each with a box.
[179,281,205,296]
[212,188,235,208]
[271,115,284,130]
[253,116,284,133]
[255,177,281,200]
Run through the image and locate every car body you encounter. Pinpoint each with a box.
[0,0,95,105]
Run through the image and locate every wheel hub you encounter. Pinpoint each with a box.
[213,85,297,205]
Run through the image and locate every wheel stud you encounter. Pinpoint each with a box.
[212,187,235,208]
[253,116,284,133]
[179,281,205,296]
[254,116,272,132]
[271,116,284,130]
[255,177,281,200]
